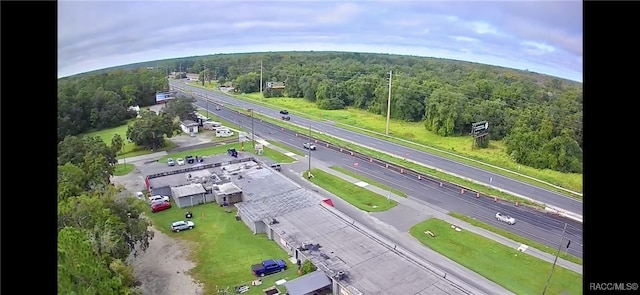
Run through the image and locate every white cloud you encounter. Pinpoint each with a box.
[521,41,556,55]
[453,36,479,43]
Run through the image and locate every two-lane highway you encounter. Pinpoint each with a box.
[191,96,583,258]
[171,80,583,216]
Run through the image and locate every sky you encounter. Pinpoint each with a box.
[58,0,583,82]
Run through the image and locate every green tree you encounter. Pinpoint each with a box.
[164,96,197,121]
[126,111,177,150]
[299,260,317,275]
[111,134,124,156]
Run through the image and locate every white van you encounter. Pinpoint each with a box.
[216,128,234,137]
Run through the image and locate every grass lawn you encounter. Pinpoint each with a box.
[113,163,135,176]
[146,205,299,294]
[85,121,176,157]
[158,142,293,164]
[222,91,583,196]
[303,168,397,212]
[268,140,306,156]
[225,107,543,208]
[449,212,582,265]
[409,219,582,295]
[330,166,407,198]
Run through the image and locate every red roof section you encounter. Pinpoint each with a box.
[322,199,334,207]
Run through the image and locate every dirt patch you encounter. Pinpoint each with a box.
[131,227,204,295]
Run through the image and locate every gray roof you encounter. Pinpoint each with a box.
[235,188,321,222]
[217,182,242,194]
[223,164,301,201]
[181,120,198,126]
[270,205,472,295]
[171,183,206,198]
[283,271,332,295]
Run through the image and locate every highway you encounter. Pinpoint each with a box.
[170,80,583,216]
[192,96,583,258]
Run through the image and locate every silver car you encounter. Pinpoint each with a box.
[303,143,316,150]
[495,213,516,225]
[171,220,195,232]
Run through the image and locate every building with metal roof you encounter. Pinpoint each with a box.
[170,183,207,208]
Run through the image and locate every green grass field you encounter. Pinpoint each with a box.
[330,166,407,198]
[448,212,582,265]
[221,91,583,196]
[224,107,543,208]
[158,142,293,164]
[85,121,176,157]
[146,205,297,294]
[304,168,397,212]
[113,163,135,176]
[410,219,582,294]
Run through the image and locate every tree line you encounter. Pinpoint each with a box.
[58,69,168,142]
[166,52,582,173]
[58,135,153,294]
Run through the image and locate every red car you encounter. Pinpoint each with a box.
[151,201,171,213]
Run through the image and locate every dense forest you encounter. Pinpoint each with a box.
[165,52,582,173]
[58,135,152,294]
[57,69,168,142]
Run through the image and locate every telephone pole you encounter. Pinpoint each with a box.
[308,124,312,177]
[260,60,263,102]
[251,109,255,149]
[542,223,568,295]
[386,70,392,135]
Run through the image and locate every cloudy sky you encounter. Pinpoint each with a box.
[58,1,583,82]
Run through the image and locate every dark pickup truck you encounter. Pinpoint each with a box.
[251,259,287,277]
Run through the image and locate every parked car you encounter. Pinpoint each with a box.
[176,158,185,165]
[186,155,195,164]
[135,192,145,199]
[228,148,238,158]
[149,195,170,203]
[167,158,175,166]
[279,110,289,115]
[495,212,516,225]
[303,143,316,150]
[151,201,171,213]
[270,163,282,172]
[251,259,287,277]
[281,115,291,121]
[171,220,195,232]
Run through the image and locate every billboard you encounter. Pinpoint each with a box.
[155,92,176,104]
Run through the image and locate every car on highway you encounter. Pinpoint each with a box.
[303,143,316,150]
[281,115,291,121]
[167,158,175,166]
[280,110,289,115]
[495,213,516,225]
[215,105,221,111]
[171,220,195,232]
[177,158,185,165]
[151,201,171,213]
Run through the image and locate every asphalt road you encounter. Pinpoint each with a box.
[171,80,583,216]
[193,98,583,258]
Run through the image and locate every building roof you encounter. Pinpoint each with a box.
[235,188,321,222]
[171,183,206,198]
[222,163,300,201]
[181,120,198,126]
[143,155,243,189]
[269,205,473,295]
[217,182,242,195]
[283,271,332,295]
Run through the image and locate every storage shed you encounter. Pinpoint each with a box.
[171,183,207,208]
[215,182,243,205]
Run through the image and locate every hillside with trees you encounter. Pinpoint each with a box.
[165,52,582,174]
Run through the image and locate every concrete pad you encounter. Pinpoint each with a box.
[371,204,433,232]
[354,181,369,187]
[285,152,297,157]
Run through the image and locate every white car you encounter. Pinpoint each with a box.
[495,213,516,225]
[149,195,170,203]
[176,158,185,165]
[303,143,316,150]
[135,192,145,199]
[171,220,195,232]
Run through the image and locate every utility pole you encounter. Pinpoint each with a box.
[386,70,392,135]
[542,223,568,295]
[260,60,263,102]
[307,124,312,178]
[202,64,206,86]
[251,109,255,149]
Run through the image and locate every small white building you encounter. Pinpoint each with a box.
[180,120,199,135]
